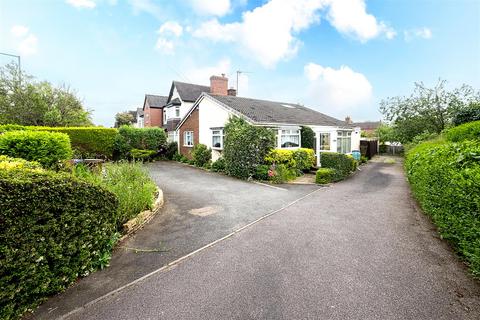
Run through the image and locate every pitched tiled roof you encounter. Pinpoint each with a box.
[145,95,168,108]
[136,108,144,117]
[173,81,210,102]
[352,121,381,130]
[207,94,349,127]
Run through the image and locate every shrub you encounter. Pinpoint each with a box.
[161,141,178,160]
[316,168,335,184]
[73,161,157,228]
[269,164,296,184]
[0,124,26,133]
[114,126,166,159]
[179,155,189,163]
[0,168,118,320]
[130,149,157,161]
[0,130,72,168]
[360,155,368,164]
[265,149,296,168]
[320,152,355,182]
[211,157,226,172]
[254,164,270,180]
[379,144,387,153]
[30,127,118,159]
[191,143,212,167]
[453,102,480,126]
[445,120,480,142]
[172,152,182,162]
[0,155,42,171]
[293,148,315,171]
[300,126,315,149]
[223,117,275,179]
[405,140,480,276]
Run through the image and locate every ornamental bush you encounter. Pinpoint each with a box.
[0,130,72,168]
[0,124,26,133]
[130,149,157,161]
[315,168,335,184]
[223,117,275,179]
[445,120,480,142]
[269,164,297,184]
[191,143,212,167]
[405,140,480,276]
[114,126,166,159]
[300,126,315,149]
[320,152,355,181]
[0,168,118,320]
[211,157,226,172]
[265,149,296,168]
[293,148,315,171]
[0,155,42,171]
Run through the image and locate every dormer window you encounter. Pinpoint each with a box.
[175,106,180,118]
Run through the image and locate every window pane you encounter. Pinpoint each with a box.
[281,134,299,148]
[320,133,330,151]
[212,136,221,148]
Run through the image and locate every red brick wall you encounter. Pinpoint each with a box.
[178,108,199,158]
[209,75,228,96]
[144,101,163,127]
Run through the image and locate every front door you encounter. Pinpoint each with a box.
[316,132,331,166]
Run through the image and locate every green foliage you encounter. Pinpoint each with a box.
[453,102,480,126]
[293,148,315,171]
[265,148,315,175]
[410,132,440,145]
[0,168,118,319]
[320,152,355,181]
[405,140,480,276]
[223,117,275,179]
[254,164,270,180]
[0,130,72,168]
[375,123,396,143]
[130,149,157,161]
[0,124,25,133]
[114,111,135,128]
[162,141,178,160]
[0,155,42,170]
[172,152,182,162]
[73,162,157,228]
[269,164,297,184]
[300,126,315,149]
[114,126,166,159]
[360,155,368,164]
[211,157,226,172]
[315,168,335,184]
[380,79,480,143]
[265,149,296,168]
[190,143,212,167]
[445,120,480,142]
[0,63,92,126]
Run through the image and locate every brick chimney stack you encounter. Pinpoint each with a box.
[210,74,228,96]
[227,87,237,96]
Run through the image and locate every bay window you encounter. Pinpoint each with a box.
[212,129,224,149]
[280,129,300,148]
[337,131,352,154]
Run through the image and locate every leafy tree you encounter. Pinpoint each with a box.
[379,79,479,143]
[300,126,315,149]
[375,123,396,143]
[114,111,135,128]
[452,102,480,126]
[0,63,92,126]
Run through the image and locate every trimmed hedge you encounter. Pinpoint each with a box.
[316,168,335,184]
[265,148,315,174]
[405,140,480,276]
[0,155,42,171]
[0,124,26,134]
[223,117,275,179]
[0,130,72,168]
[114,126,166,159]
[320,152,355,181]
[0,168,118,319]
[445,120,480,142]
[191,143,212,167]
[293,148,315,171]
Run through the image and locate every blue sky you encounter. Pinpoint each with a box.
[1,0,479,127]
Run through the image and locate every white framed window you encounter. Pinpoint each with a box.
[211,129,224,149]
[183,131,194,147]
[175,106,180,118]
[337,131,352,154]
[319,133,330,151]
[280,129,300,148]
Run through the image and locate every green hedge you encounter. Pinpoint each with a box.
[0,168,118,319]
[114,126,166,159]
[316,168,335,184]
[223,117,275,179]
[265,148,315,173]
[211,157,226,172]
[0,155,42,170]
[405,140,480,276]
[300,126,315,149]
[0,125,118,159]
[191,143,211,167]
[445,120,480,142]
[320,152,355,181]
[0,130,72,168]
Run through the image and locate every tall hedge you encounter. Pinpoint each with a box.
[114,126,166,159]
[300,126,315,149]
[0,130,72,168]
[405,140,480,276]
[0,168,118,319]
[445,120,480,142]
[320,152,355,181]
[223,117,275,179]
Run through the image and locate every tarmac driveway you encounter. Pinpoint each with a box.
[31,161,320,319]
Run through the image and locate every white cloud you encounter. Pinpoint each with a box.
[155,38,175,54]
[186,58,231,85]
[158,21,183,37]
[189,0,231,17]
[193,0,395,67]
[18,34,39,56]
[66,0,96,9]
[304,62,372,112]
[128,0,162,19]
[404,27,432,41]
[11,25,29,38]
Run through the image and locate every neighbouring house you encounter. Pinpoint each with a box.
[134,108,144,128]
[176,75,361,166]
[345,117,381,137]
[162,81,210,141]
[142,94,168,127]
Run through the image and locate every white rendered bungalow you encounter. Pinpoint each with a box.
[176,75,360,166]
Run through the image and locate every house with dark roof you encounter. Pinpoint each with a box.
[142,94,168,127]
[176,75,361,166]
